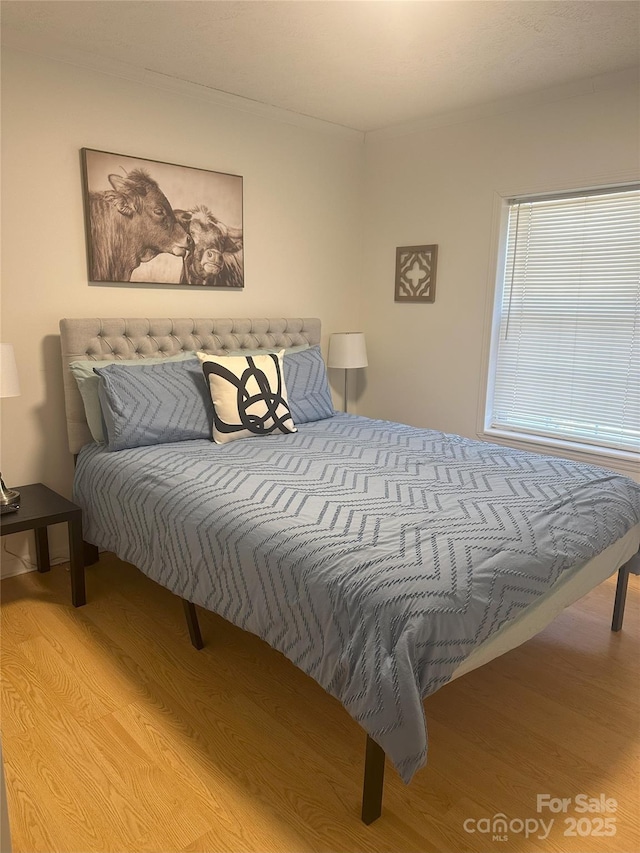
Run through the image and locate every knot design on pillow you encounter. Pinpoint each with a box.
[203,355,295,438]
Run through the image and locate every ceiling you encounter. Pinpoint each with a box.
[1,1,638,132]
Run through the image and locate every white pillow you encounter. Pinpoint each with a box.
[197,350,296,445]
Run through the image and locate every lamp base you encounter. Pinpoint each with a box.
[344,368,348,413]
[0,475,20,512]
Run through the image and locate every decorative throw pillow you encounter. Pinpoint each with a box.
[197,350,296,444]
[95,358,212,451]
[283,345,335,424]
[70,351,195,443]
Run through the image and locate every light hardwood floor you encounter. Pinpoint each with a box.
[1,553,638,853]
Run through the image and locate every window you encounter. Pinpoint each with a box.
[486,185,639,457]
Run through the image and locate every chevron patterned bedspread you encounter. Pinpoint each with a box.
[74,414,640,783]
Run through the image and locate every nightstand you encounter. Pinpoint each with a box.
[0,483,85,606]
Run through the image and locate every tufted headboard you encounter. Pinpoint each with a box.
[59,317,321,454]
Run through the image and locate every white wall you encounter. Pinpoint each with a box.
[0,48,364,576]
[359,76,639,481]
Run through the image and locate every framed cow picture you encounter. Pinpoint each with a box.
[80,148,244,287]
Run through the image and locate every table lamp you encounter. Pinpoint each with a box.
[1,343,21,512]
[327,332,368,413]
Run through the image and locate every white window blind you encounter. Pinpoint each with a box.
[487,186,640,454]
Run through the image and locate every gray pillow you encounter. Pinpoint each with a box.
[70,351,194,443]
[95,358,212,451]
[284,345,335,424]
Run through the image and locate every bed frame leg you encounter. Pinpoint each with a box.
[611,564,630,632]
[361,734,385,825]
[182,598,204,649]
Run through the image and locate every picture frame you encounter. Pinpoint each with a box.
[395,244,438,303]
[81,148,243,287]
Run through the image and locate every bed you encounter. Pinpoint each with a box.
[59,317,640,824]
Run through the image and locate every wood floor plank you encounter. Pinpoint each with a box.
[84,711,213,853]
[21,607,146,712]
[16,634,112,724]
[1,558,638,853]
[0,760,60,853]
[0,667,36,738]
[1,590,50,648]
[112,703,313,853]
[451,658,639,775]
[427,695,639,830]
[3,722,140,853]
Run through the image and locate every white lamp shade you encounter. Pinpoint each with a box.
[0,344,21,398]
[327,333,368,369]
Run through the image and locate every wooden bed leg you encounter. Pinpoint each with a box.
[611,564,630,632]
[361,734,385,825]
[182,598,204,649]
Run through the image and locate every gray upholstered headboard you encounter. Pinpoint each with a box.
[59,317,321,454]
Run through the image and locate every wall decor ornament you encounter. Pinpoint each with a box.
[81,148,243,287]
[395,244,438,302]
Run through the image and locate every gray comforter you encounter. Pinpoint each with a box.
[74,414,640,782]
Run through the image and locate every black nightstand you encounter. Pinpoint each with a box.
[0,483,85,606]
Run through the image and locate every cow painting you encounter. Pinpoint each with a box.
[176,206,243,288]
[81,149,244,287]
[87,170,190,282]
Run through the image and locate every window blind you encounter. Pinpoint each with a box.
[488,186,640,454]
